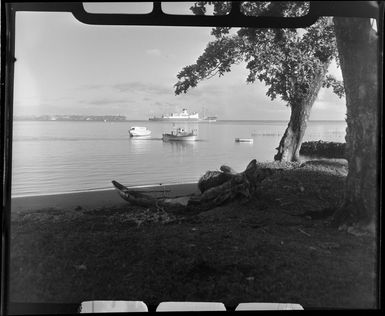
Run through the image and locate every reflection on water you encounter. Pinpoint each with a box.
[129,137,152,154]
[128,136,164,153]
[130,136,161,141]
[12,120,347,196]
[162,140,198,153]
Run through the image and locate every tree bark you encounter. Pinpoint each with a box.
[332,17,379,229]
[274,62,330,162]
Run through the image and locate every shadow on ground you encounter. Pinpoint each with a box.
[9,159,378,309]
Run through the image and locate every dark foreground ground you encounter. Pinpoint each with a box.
[9,159,378,310]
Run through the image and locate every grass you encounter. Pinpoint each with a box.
[9,159,378,310]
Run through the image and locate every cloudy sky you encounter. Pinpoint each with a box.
[13,3,346,120]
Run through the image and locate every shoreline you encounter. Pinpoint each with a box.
[11,182,200,213]
[11,159,348,213]
[14,119,346,123]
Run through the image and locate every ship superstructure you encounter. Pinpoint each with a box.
[149,108,200,121]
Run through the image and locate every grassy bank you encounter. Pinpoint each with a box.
[9,159,378,310]
[300,141,346,159]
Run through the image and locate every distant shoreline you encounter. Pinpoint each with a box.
[14,119,346,123]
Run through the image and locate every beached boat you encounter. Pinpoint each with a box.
[150,108,200,121]
[235,138,253,143]
[129,126,151,137]
[162,127,197,141]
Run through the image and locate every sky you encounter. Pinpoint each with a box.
[13,3,347,121]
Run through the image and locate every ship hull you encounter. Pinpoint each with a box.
[149,118,216,122]
[162,134,197,141]
[129,126,151,137]
[129,131,151,137]
[149,117,200,121]
[235,138,253,143]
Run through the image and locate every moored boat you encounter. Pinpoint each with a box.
[200,107,217,122]
[162,127,197,141]
[235,138,253,143]
[129,126,151,137]
[201,116,217,122]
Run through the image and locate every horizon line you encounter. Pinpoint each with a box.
[13,116,346,122]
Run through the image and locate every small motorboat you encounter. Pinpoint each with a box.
[162,127,197,141]
[129,126,151,137]
[235,138,253,143]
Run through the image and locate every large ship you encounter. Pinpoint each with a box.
[149,108,217,122]
[149,108,200,121]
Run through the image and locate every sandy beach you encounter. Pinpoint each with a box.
[11,183,200,213]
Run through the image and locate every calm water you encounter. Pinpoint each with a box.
[11,120,346,197]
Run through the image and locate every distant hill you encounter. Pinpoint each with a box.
[14,115,127,122]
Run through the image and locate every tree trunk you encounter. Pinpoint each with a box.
[332,17,379,230]
[274,62,329,162]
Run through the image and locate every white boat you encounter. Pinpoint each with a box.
[162,127,197,141]
[235,138,253,143]
[129,126,151,137]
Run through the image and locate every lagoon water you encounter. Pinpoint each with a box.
[12,120,346,197]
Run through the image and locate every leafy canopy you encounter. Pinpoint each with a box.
[174,1,344,107]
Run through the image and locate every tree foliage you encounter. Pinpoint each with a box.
[175,1,344,108]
